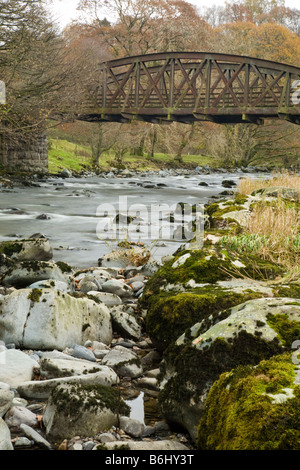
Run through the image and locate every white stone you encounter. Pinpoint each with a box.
[39,357,105,379]
[101,279,133,298]
[4,406,38,431]
[87,291,122,306]
[119,416,145,438]
[17,368,119,400]
[20,423,52,450]
[0,389,14,418]
[0,349,39,388]
[0,288,112,350]
[172,253,191,268]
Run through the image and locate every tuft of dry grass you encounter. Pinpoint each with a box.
[246,198,300,280]
[223,173,300,282]
[238,172,300,195]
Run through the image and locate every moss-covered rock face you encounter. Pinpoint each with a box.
[157,297,300,442]
[140,242,283,352]
[43,383,130,440]
[197,353,300,450]
[1,260,74,288]
[145,287,264,352]
[0,238,53,262]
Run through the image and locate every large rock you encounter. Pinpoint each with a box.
[87,291,122,307]
[39,356,105,379]
[0,349,39,388]
[110,307,142,340]
[158,297,300,441]
[0,417,13,450]
[17,368,119,400]
[43,383,130,440]
[0,260,74,289]
[4,406,38,432]
[0,288,112,350]
[140,243,283,352]
[0,238,52,262]
[197,353,300,450]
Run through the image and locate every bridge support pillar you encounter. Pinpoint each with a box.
[0,133,48,173]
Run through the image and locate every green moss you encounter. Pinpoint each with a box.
[275,283,300,298]
[140,246,283,310]
[27,288,43,303]
[0,241,23,257]
[159,330,282,417]
[51,384,130,417]
[55,261,72,273]
[196,353,300,450]
[145,288,262,352]
[234,194,249,205]
[266,313,300,348]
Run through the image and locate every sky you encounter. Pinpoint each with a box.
[49,0,300,29]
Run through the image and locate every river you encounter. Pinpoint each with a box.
[0,171,261,269]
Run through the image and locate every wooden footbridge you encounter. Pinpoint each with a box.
[77,52,300,125]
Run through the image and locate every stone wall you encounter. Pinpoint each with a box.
[0,134,48,172]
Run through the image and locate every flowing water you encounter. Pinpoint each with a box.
[0,171,250,268]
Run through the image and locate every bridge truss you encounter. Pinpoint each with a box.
[78,52,300,125]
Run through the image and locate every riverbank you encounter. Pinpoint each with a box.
[0,172,299,451]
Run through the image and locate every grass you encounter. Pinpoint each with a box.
[48,139,93,174]
[222,173,300,282]
[238,172,300,195]
[47,137,217,174]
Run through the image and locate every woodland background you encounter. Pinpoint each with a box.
[1,0,300,171]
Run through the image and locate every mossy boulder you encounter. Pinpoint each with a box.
[0,238,53,262]
[205,194,255,229]
[140,243,283,352]
[141,244,282,303]
[0,260,74,289]
[197,353,300,450]
[43,383,130,440]
[158,297,300,441]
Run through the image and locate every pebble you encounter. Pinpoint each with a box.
[71,344,96,362]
